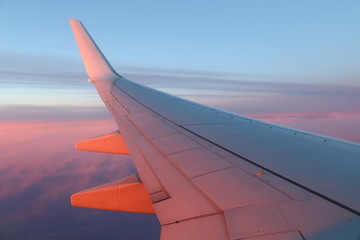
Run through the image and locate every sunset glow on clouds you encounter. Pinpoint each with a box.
[0,119,130,213]
[1,68,359,238]
[1,56,359,223]
[0,117,159,239]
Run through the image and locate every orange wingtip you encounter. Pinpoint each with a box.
[71,176,155,214]
[75,131,130,155]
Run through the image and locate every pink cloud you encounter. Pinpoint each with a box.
[0,120,136,220]
[1,102,360,222]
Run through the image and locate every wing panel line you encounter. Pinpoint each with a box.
[112,80,360,217]
[121,114,223,213]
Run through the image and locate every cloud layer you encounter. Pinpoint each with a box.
[0,120,160,239]
[1,51,359,239]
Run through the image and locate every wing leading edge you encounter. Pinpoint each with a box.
[69,19,360,240]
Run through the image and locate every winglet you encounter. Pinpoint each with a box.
[69,19,121,81]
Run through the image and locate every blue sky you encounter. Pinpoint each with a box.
[1,0,360,111]
[0,0,359,134]
[1,0,360,79]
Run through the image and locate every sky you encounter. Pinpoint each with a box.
[0,0,360,239]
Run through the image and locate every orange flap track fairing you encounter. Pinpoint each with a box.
[71,175,155,214]
[75,131,130,155]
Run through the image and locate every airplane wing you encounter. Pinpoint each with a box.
[69,19,360,240]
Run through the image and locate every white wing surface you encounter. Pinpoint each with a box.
[69,19,360,240]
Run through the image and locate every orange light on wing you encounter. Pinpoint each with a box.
[75,131,130,155]
[71,177,155,214]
